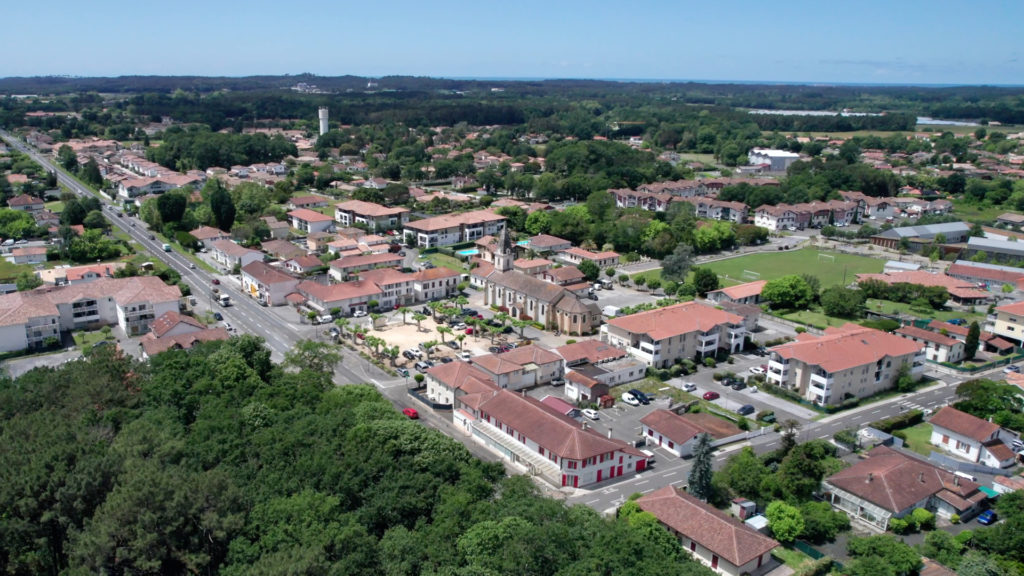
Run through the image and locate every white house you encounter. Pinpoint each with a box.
[288,208,335,234]
[637,486,779,576]
[928,406,1018,469]
[403,210,506,248]
[895,326,966,364]
[240,261,299,306]
[208,239,264,270]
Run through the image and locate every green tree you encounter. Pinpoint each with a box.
[847,534,921,576]
[283,339,341,378]
[57,144,78,171]
[716,447,768,501]
[762,274,814,310]
[965,321,980,360]
[156,190,189,225]
[82,209,108,230]
[660,244,694,283]
[15,270,42,291]
[820,286,865,318]
[766,501,804,544]
[80,158,103,188]
[577,259,600,282]
[687,433,713,501]
[798,501,850,544]
[209,182,236,231]
[957,551,1008,576]
[692,267,719,297]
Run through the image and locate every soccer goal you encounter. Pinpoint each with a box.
[741,270,761,281]
[817,253,836,264]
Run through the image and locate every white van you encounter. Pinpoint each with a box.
[954,471,977,482]
[640,449,656,464]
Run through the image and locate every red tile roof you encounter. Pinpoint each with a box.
[288,208,334,222]
[825,446,982,514]
[477,389,635,460]
[607,301,743,341]
[334,199,408,217]
[555,339,627,364]
[242,261,296,285]
[709,280,766,301]
[496,344,561,367]
[895,325,959,347]
[770,324,922,374]
[149,310,204,338]
[141,327,230,356]
[929,406,1000,443]
[856,271,989,301]
[637,486,778,567]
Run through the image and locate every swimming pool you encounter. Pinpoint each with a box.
[456,248,480,256]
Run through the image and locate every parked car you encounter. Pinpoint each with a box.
[731,381,747,391]
[414,361,431,373]
[353,310,367,318]
[465,327,474,335]
[439,357,453,364]
[682,382,697,392]
[628,389,651,405]
[621,392,641,407]
[402,350,416,360]
[550,377,565,386]
[703,391,720,401]
[978,510,998,525]
[402,408,419,419]
[396,368,410,378]
[581,408,600,420]
[760,411,776,423]
[749,365,766,375]
[406,348,423,359]
[948,318,967,326]
[736,404,756,416]
[447,341,460,350]
[1004,364,1021,374]
[460,351,473,361]
[213,312,223,321]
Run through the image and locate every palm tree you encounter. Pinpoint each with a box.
[386,346,399,366]
[437,325,452,343]
[512,318,529,338]
[427,300,443,318]
[494,312,511,327]
[398,306,410,324]
[454,295,469,308]
[456,334,467,350]
[335,318,350,338]
[421,340,438,360]
[412,313,427,331]
[370,312,384,330]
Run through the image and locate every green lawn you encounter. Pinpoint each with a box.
[44,200,65,213]
[0,259,31,282]
[426,252,468,274]
[772,547,815,571]
[951,199,1004,225]
[900,422,934,457]
[865,299,986,324]
[703,248,885,288]
[780,308,851,329]
[73,329,116,351]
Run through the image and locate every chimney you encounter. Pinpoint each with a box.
[866,472,873,483]
[581,421,587,431]
[954,475,960,487]
[607,428,613,439]
[918,472,924,483]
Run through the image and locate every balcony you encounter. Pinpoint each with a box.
[810,373,833,388]
[808,383,832,404]
[696,334,719,353]
[768,359,788,375]
[628,345,661,365]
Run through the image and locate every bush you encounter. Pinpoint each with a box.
[795,326,807,334]
[712,371,725,381]
[795,556,833,576]
[911,508,935,531]
[950,513,960,525]
[704,357,717,368]
[565,339,577,345]
[833,429,858,449]
[872,409,923,433]
[889,517,911,534]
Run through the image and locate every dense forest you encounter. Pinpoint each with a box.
[0,339,713,576]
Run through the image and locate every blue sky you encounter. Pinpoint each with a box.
[2,0,1022,85]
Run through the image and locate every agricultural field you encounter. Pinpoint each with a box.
[703,249,885,288]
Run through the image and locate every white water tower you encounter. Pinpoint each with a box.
[318,106,329,135]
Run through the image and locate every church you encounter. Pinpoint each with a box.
[482,229,602,335]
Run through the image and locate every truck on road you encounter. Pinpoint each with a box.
[218,294,232,307]
[162,243,171,252]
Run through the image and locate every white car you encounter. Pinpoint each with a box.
[353,310,368,318]
[460,351,472,361]
[749,366,766,375]
[682,382,697,392]
[621,392,641,407]
[581,408,599,420]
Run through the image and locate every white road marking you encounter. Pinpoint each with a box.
[586,498,600,505]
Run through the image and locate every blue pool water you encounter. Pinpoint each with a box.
[456,248,480,256]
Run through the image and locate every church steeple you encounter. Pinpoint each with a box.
[494,225,514,272]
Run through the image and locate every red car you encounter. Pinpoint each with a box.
[211,278,220,285]
[402,407,419,419]
[702,391,720,401]
[465,327,474,335]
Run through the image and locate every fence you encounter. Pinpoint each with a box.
[406,385,452,410]
[928,451,1005,476]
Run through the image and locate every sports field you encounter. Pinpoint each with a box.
[703,249,884,288]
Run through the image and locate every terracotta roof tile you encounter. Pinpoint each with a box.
[929,406,1000,443]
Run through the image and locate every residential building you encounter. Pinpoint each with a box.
[991,300,1024,346]
[6,194,44,212]
[328,252,403,282]
[563,370,609,403]
[681,196,749,224]
[637,486,779,576]
[753,204,799,231]
[926,320,1015,355]
[560,247,620,269]
[141,326,229,358]
[996,212,1024,228]
[493,345,565,387]
[640,410,742,458]
[403,210,506,248]
[513,258,552,276]
[895,326,965,363]
[767,324,924,406]
[413,267,461,302]
[208,239,264,270]
[260,238,308,261]
[189,225,230,245]
[357,268,415,309]
[601,301,747,368]
[261,216,291,239]
[240,261,299,306]
[288,208,335,234]
[822,445,987,530]
[284,254,325,276]
[610,188,681,212]
[36,262,125,285]
[540,265,586,287]
[9,246,48,264]
[296,280,382,316]
[425,360,498,406]
[288,195,330,210]
[455,388,649,488]
[334,199,410,231]
[527,234,572,255]
[0,276,181,352]
[706,280,767,306]
[929,406,1018,468]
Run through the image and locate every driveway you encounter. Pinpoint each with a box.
[2,348,82,378]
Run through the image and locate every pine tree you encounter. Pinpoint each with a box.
[965,321,980,360]
[688,433,713,501]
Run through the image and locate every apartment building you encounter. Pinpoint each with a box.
[403,210,506,248]
[334,199,410,232]
[767,324,924,406]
